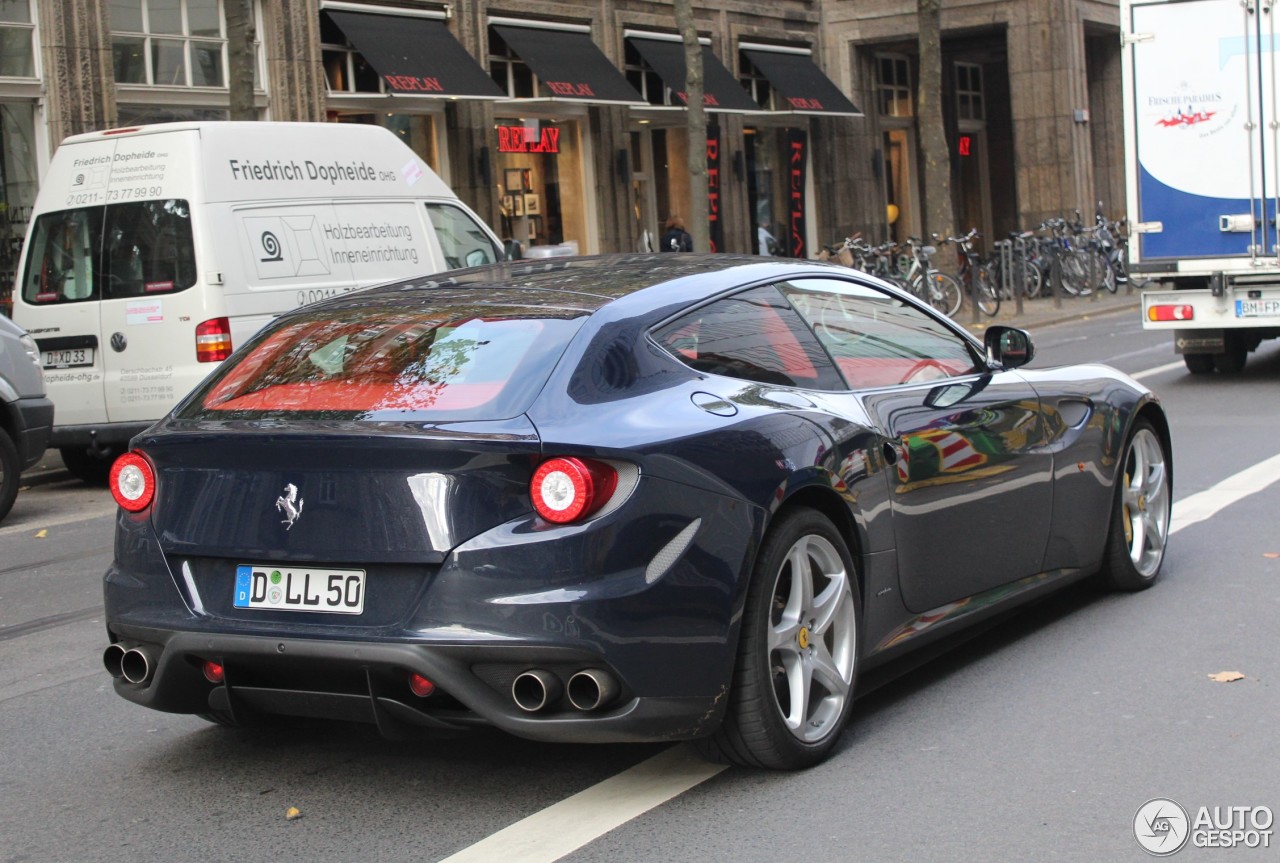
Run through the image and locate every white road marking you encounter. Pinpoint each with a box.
[0,503,118,538]
[436,745,726,863]
[1131,360,1184,381]
[1169,451,1280,535]
[439,451,1280,863]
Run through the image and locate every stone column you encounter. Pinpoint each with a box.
[262,0,325,122]
[39,0,116,146]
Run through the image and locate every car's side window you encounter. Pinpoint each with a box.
[779,277,985,388]
[653,285,845,390]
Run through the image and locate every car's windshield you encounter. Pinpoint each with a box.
[181,303,586,422]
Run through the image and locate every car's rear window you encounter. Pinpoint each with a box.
[181,304,586,421]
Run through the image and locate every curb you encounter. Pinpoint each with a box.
[962,294,1141,334]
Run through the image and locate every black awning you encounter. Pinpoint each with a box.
[741,48,862,116]
[493,25,644,104]
[325,10,504,99]
[629,37,760,113]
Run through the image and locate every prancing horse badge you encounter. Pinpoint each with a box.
[275,483,303,530]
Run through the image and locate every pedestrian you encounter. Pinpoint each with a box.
[661,215,693,252]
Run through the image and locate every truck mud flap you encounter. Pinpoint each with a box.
[1174,329,1224,354]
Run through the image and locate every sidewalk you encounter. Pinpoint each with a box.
[958,283,1142,335]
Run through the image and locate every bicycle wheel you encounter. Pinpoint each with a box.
[1059,250,1093,296]
[919,272,962,317]
[1021,259,1043,298]
[974,266,1001,316]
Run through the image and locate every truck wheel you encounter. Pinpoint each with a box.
[1183,354,1214,375]
[0,429,20,522]
[1213,337,1247,374]
[60,446,118,485]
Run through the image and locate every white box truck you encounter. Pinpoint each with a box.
[1125,0,1280,373]
[12,122,504,481]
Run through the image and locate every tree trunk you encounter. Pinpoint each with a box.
[226,0,256,121]
[916,0,952,243]
[674,0,709,251]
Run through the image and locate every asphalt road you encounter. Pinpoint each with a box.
[1,307,1276,862]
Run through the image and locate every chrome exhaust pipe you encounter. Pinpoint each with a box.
[567,669,619,712]
[120,646,156,685]
[103,643,127,679]
[511,669,563,713]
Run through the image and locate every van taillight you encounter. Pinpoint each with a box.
[196,317,232,363]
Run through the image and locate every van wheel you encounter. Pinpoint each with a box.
[60,446,118,485]
[0,429,20,522]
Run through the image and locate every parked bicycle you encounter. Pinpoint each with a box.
[945,229,999,316]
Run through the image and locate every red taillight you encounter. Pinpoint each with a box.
[202,660,225,684]
[530,457,619,524]
[1147,304,1194,322]
[196,317,233,363]
[109,451,156,512]
[408,673,436,698]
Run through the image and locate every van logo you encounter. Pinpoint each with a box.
[259,231,284,263]
[110,332,127,352]
[275,483,304,530]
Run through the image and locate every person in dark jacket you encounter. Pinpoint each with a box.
[660,215,693,252]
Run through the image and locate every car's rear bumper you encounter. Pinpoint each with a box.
[106,623,724,743]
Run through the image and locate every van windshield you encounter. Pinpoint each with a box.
[426,203,503,268]
[21,200,196,304]
[180,303,586,422]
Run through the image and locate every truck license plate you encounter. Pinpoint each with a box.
[1235,299,1280,318]
[42,347,94,368]
[234,565,365,614]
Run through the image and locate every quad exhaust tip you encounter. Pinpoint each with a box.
[107,644,156,685]
[567,669,619,712]
[512,669,563,713]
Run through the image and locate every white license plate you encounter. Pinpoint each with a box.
[234,565,365,614]
[42,347,94,368]
[1236,299,1280,318]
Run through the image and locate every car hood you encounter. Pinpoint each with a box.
[133,417,541,565]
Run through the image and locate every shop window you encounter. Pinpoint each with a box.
[112,0,233,87]
[737,52,775,111]
[0,0,36,78]
[877,54,912,118]
[487,28,537,99]
[320,10,383,93]
[955,61,985,121]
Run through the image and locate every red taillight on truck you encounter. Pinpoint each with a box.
[1147,304,1194,322]
[530,457,619,524]
[196,317,232,362]
[110,451,156,512]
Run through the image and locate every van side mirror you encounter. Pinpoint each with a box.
[985,326,1035,368]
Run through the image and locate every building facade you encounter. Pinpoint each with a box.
[1,0,1124,312]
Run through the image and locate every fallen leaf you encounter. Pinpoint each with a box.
[286,806,302,821]
[1264,553,1279,559]
[34,529,47,539]
[1208,671,1245,683]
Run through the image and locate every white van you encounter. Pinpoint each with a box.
[12,121,503,481]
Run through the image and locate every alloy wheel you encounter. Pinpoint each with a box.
[1121,427,1170,577]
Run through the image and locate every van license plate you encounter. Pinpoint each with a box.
[1236,299,1280,318]
[233,565,365,614]
[42,347,94,368]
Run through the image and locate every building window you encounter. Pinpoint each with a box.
[0,0,36,78]
[737,52,775,111]
[955,61,984,121]
[487,28,537,99]
[320,11,382,93]
[876,54,912,118]
[111,0,228,88]
[624,40,673,107]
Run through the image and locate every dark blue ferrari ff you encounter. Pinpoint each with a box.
[102,254,1172,769]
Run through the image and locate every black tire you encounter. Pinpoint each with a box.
[696,509,861,769]
[1183,354,1214,375]
[59,445,118,485]
[1098,420,1171,592]
[974,267,1001,316]
[1213,335,1247,374]
[0,428,20,523]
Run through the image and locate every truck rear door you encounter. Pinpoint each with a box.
[1129,0,1277,263]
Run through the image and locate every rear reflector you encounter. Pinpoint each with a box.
[196,317,233,362]
[202,660,225,684]
[110,451,156,512]
[1147,304,1194,322]
[408,673,436,698]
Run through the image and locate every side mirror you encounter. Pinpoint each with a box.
[985,326,1035,369]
